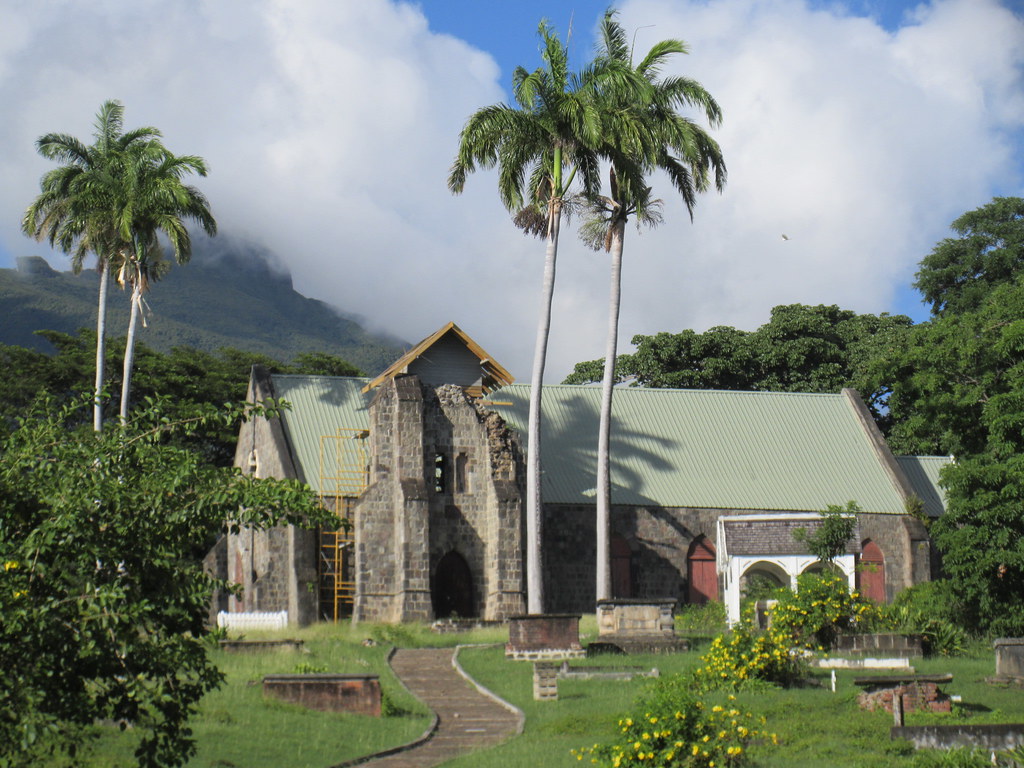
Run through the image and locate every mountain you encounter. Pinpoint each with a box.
[0,239,406,375]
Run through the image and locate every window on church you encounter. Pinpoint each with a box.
[434,454,447,493]
[455,453,469,493]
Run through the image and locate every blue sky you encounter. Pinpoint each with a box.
[1,0,1022,377]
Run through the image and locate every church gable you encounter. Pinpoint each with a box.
[362,321,514,397]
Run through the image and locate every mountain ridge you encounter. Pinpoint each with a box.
[0,239,407,376]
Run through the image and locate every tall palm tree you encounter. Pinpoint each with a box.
[584,11,727,601]
[113,144,216,423]
[22,101,160,431]
[449,19,602,614]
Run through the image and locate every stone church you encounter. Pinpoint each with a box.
[207,322,947,626]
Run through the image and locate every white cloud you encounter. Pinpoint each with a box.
[0,0,1021,381]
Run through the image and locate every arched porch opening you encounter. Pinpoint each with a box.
[740,560,790,600]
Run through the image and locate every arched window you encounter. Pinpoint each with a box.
[687,535,718,604]
[858,539,886,603]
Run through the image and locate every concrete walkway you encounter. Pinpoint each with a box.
[352,647,522,768]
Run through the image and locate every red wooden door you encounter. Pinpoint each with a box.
[687,536,718,604]
[858,539,886,603]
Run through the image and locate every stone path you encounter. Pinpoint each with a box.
[352,647,522,768]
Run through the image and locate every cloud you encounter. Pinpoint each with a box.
[1,0,1021,380]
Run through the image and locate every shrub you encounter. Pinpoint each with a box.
[883,582,968,656]
[691,622,805,691]
[769,572,877,650]
[574,680,772,767]
[676,602,728,636]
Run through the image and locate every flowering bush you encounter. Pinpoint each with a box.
[769,571,877,650]
[691,622,805,691]
[574,681,773,768]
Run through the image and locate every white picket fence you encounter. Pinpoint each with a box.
[216,610,288,631]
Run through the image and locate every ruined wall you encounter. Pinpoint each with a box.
[353,375,432,623]
[353,376,525,623]
[222,366,319,625]
[543,504,927,613]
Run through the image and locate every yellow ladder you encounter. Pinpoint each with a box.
[318,429,368,621]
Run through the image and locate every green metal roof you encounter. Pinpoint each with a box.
[271,375,371,491]
[488,385,911,514]
[896,455,950,518]
[266,375,918,514]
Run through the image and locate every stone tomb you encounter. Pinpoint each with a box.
[506,614,585,660]
[262,674,381,716]
[589,599,689,655]
[993,638,1024,685]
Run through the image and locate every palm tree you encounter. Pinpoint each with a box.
[113,144,216,423]
[584,11,727,601]
[449,19,602,614]
[22,101,160,431]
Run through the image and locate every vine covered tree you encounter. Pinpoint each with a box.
[449,19,601,613]
[584,11,726,601]
[22,100,161,432]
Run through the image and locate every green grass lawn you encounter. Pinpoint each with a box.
[77,620,1022,768]
[449,637,1023,768]
[78,620,508,768]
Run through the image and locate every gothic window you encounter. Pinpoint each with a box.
[433,454,447,493]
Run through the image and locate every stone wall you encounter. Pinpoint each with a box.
[221,366,319,625]
[543,504,928,613]
[858,513,932,602]
[353,376,525,623]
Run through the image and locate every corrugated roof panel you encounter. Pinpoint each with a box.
[896,456,950,517]
[489,385,908,514]
[271,375,371,493]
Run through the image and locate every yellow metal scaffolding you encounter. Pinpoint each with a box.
[318,428,369,621]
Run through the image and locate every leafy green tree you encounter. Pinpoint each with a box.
[22,100,161,432]
[449,19,601,613]
[584,10,725,600]
[793,501,860,565]
[290,351,363,377]
[872,199,1024,633]
[0,395,331,768]
[111,141,217,423]
[881,278,1024,633]
[565,304,912,430]
[914,196,1024,316]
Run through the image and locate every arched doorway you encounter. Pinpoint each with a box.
[611,534,633,598]
[687,536,718,604]
[431,551,476,619]
[858,539,886,603]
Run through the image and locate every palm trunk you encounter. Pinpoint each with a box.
[93,260,109,432]
[525,200,562,615]
[596,221,625,603]
[119,281,142,424]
